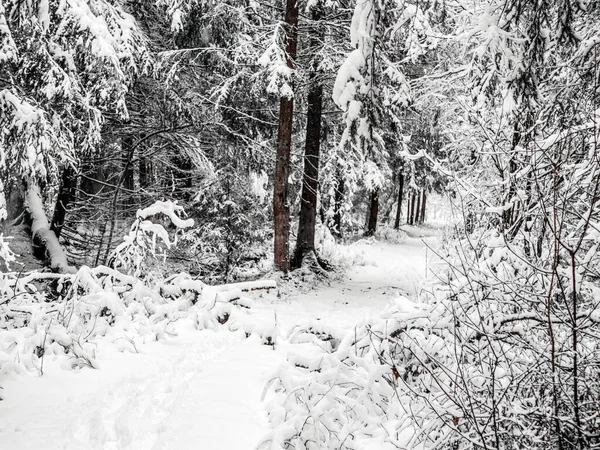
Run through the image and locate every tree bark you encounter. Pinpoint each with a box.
[419,189,427,224]
[293,9,323,269]
[273,0,299,273]
[406,190,412,225]
[331,171,344,239]
[409,191,417,225]
[394,171,404,229]
[50,166,76,239]
[365,189,379,236]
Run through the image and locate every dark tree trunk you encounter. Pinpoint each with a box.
[409,191,417,225]
[394,172,404,229]
[51,166,76,239]
[331,172,344,239]
[365,189,379,237]
[293,10,323,269]
[5,185,25,226]
[139,153,149,188]
[80,158,106,197]
[406,191,412,225]
[123,145,135,193]
[503,121,525,232]
[537,216,547,258]
[174,154,194,200]
[419,190,427,224]
[273,0,299,273]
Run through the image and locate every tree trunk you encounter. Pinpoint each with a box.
[273,0,299,273]
[420,189,427,225]
[409,191,417,225]
[394,171,404,229]
[293,10,323,269]
[365,189,379,237]
[26,182,76,273]
[139,151,149,188]
[413,190,421,225]
[331,172,344,239]
[406,190,412,225]
[50,166,76,239]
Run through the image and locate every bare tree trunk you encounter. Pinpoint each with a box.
[419,189,427,225]
[406,190,412,225]
[394,171,404,229]
[50,166,76,239]
[331,171,344,239]
[139,151,149,188]
[415,190,422,224]
[293,6,323,269]
[273,0,299,273]
[409,191,417,225]
[365,189,379,237]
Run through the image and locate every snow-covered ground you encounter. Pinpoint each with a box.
[0,227,440,450]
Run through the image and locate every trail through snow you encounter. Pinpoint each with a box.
[0,227,441,450]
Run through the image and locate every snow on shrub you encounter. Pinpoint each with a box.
[0,261,276,378]
[259,296,457,450]
[314,224,367,270]
[261,224,600,450]
[109,200,194,277]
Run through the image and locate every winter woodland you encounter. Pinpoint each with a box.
[1,0,600,448]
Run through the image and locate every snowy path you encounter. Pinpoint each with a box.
[0,227,440,450]
[257,226,441,331]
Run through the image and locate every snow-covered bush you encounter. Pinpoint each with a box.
[259,297,458,450]
[262,135,600,449]
[108,200,194,277]
[313,224,367,270]
[0,261,276,377]
[261,228,600,449]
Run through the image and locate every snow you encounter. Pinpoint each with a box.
[250,171,269,204]
[25,183,76,274]
[137,201,194,229]
[111,201,194,276]
[0,234,16,268]
[0,1,17,62]
[332,49,365,111]
[0,227,440,449]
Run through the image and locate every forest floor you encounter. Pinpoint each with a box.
[0,225,442,450]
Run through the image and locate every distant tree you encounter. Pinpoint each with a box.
[329,0,436,236]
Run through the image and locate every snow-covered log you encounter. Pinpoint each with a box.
[26,183,76,274]
[214,280,277,293]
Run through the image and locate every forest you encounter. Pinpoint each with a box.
[1,0,600,449]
